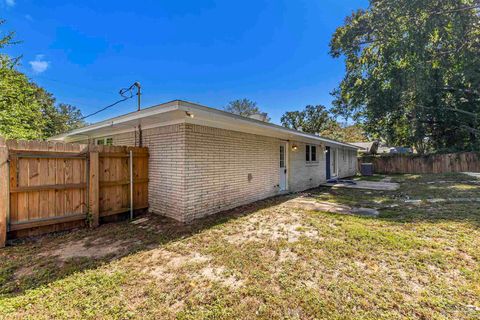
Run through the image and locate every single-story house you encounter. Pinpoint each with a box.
[50,100,359,222]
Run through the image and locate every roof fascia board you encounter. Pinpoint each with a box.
[178,102,359,149]
[52,99,359,149]
[62,119,186,143]
[49,101,181,140]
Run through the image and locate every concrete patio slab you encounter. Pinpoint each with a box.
[320,180,400,191]
[405,198,480,204]
[463,172,480,179]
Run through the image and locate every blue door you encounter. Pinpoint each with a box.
[325,146,331,180]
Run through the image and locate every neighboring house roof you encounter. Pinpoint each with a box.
[351,141,414,154]
[350,142,374,152]
[50,100,359,149]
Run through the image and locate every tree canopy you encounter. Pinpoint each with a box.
[330,0,480,153]
[224,98,270,121]
[281,105,368,142]
[0,19,85,140]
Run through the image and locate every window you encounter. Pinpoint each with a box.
[305,144,317,163]
[96,137,113,146]
[279,145,285,168]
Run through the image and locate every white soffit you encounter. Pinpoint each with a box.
[51,99,359,149]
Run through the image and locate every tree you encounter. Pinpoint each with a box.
[330,0,480,153]
[321,124,369,142]
[0,19,86,139]
[43,103,86,137]
[341,124,369,142]
[281,105,369,142]
[281,105,337,134]
[224,98,270,121]
[0,68,46,139]
[0,19,20,68]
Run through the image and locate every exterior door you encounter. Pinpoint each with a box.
[332,148,337,176]
[325,146,331,180]
[279,143,287,191]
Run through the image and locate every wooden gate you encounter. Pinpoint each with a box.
[0,139,149,247]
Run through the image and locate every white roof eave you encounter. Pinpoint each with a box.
[50,99,360,149]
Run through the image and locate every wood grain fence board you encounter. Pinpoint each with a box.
[358,152,480,174]
[89,151,99,227]
[0,139,8,247]
[9,146,18,223]
[1,140,149,243]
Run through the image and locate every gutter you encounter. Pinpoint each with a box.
[51,99,360,149]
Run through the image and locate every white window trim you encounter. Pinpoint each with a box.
[305,144,319,164]
[95,137,114,146]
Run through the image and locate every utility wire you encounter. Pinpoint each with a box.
[79,96,133,120]
[80,83,138,120]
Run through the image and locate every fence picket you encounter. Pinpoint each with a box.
[358,152,480,174]
[0,140,149,246]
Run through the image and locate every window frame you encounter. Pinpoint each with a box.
[95,137,114,146]
[305,144,318,163]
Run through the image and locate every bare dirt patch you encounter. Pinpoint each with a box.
[196,266,243,289]
[141,248,242,289]
[283,197,379,217]
[278,248,299,263]
[14,266,35,279]
[40,238,127,261]
[224,207,320,243]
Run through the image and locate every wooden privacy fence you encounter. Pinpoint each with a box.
[358,152,480,174]
[0,139,149,247]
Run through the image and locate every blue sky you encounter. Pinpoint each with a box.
[1,0,367,124]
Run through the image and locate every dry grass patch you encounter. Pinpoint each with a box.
[0,173,479,319]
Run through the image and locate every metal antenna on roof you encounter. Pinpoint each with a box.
[119,82,143,146]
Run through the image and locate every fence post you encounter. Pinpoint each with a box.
[89,151,99,227]
[0,138,8,247]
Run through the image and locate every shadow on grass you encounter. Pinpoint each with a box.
[0,194,293,299]
[2,172,479,299]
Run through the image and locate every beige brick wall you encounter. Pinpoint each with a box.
[85,124,357,222]
[182,124,280,221]
[142,124,186,220]
[112,131,138,146]
[288,141,326,192]
[329,146,357,179]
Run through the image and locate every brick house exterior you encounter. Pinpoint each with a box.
[51,100,358,222]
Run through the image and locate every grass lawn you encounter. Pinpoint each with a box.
[1,173,479,319]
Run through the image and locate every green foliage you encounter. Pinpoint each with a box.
[0,19,85,140]
[0,68,46,139]
[281,105,368,142]
[322,123,369,143]
[281,105,333,133]
[330,0,480,153]
[224,98,270,121]
[0,19,20,68]
[43,103,86,138]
